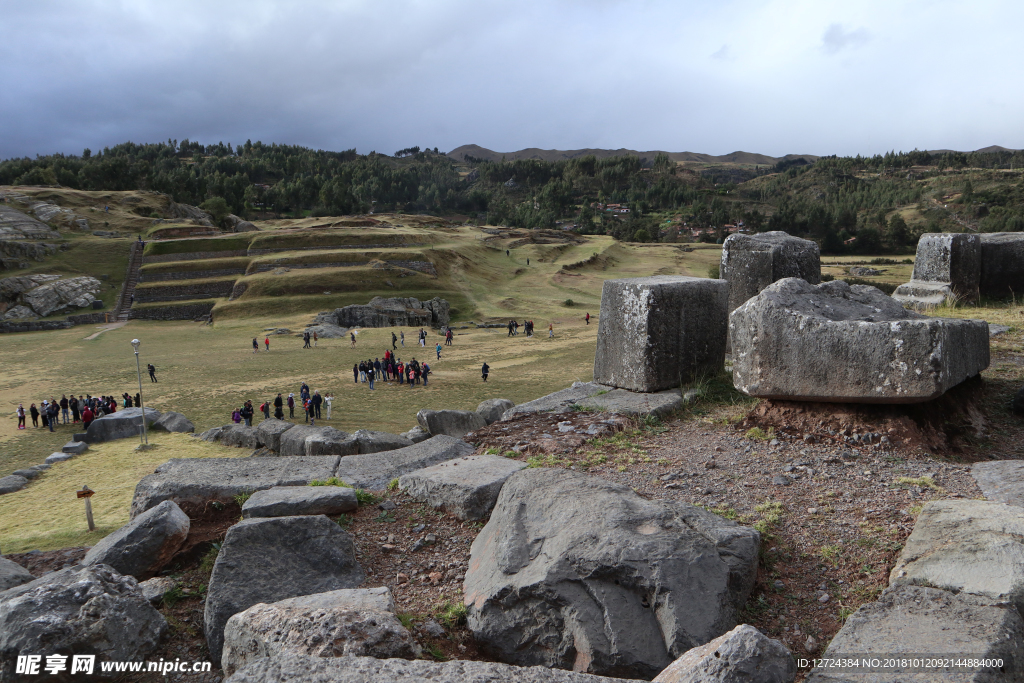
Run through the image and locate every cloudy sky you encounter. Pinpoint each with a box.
[2,0,1020,160]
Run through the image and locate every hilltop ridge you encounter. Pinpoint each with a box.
[448,144,818,166]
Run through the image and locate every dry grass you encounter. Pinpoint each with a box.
[0,433,239,553]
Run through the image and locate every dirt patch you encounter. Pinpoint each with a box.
[466,411,631,457]
[6,546,88,577]
[743,376,989,455]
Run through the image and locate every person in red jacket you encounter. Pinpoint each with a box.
[264,336,270,351]
[81,405,94,430]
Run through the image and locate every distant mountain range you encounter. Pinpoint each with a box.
[447,144,1020,166]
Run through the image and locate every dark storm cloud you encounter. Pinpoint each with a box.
[0,0,1021,160]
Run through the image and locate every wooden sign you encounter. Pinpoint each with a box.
[79,486,95,531]
[77,487,95,499]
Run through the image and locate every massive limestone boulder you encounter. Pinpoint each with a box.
[0,564,167,681]
[130,456,344,518]
[980,232,1024,298]
[314,296,450,329]
[1,305,37,321]
[168,201,213,225]
[279,425,358,456]
[416,409,486,438]
[353,429,414,454]
[151,411,194,433]
[889,499,1024,614]
[225,214,258,232]
[576,388,684,418]
[594,275,729,392]
[0,557,34,592]
[0,205,61,241]
[241,485,358,518]
[82,407,161,443]
[652,624,795,683]
[82,500,190,579]
[804,585,1024,683]
[972,460,1024,508]
[401,425,430,443]
[19,276,102,317]
[731,278,989,403]
[893,232,982,307]
[0,273,59,303]
[334,435,475,490]
[221,589,419,676]
[501,382,612,420]
[204,515,365,666]
[720,231,820,316]
[224,654,638,683]
[255,418,294,452]
[200,423,261,449]
[476,398,515,425]
[464,468,761,679]
[398,455,527,521]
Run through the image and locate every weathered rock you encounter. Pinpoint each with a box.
[334,435,475,490]
[721,231,820,316]
[399,455,527,521]
[225,654,637,683]
[731,278,989,403]
[476,398,516,425]
[130,456,343,518]
[576,387,684,417]
[222,600,419,675]
[11,468,40,480]
[0,564,167,682]
[0,557,34,592]
[254,418,294,452]
[316,296,450,329]
[848,266,881,276]
[893,232,982,307]
[804,585,1024,683]
[1,305,37,320]
[416,409,487,437]
[400,425,430,444]
[0,205,61,241]
[204,515,365,666]
[0,475,28,495]
[280,425,357,457]
[82,407,161,443]
[465,468,761,679]
[352,429,414,454]
[225,214,258,232]
[980,232,1024,298]
[303,323,348,338]
[242,485,358,518]
[0,273,60,302]
[168,201,213,225]
[594,275,729,392]
[138,576,176,604]
[61,440,88,454]
[889,499,1024,614]
[501,381,612,420]
[151,410,194,433]
[82,500,190,579]
[652,624,795,683]
[44,452,73,465]
[968,460,1024,509]
[20,276,102,316]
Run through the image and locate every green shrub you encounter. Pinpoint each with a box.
[707,264,720,279]
[563,298,575,307]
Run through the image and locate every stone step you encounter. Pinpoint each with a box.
[892,280,951,309]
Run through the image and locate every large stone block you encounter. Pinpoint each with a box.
[465,468,760,679]
[82,407,161,443]
[0,557,34,592]
[889,499,1024,615]
[82,500,190,579]
[575,387,684,417]
[500,382,611,420]
[593,275,729,392]
[0,475,27,495]
[652,624,795,683]
[334,435,475,490]
[894,232,982,307]
[416,409,487,438]
[204,515,365,667]
[241,485,358,518]
[805,585,1024,683]
[254,418,294,452]
[720,231,820,316]
[352,429,413,454]
[151,411,194,433]
[731,278,989,403]
[980,232,1024,298]
[62,440,88,454]
[972,460,1024,508]
[398,455,527,521]
[279,425,357,457]
[476,398,515,425]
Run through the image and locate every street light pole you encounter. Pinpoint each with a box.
[131,339,148,445]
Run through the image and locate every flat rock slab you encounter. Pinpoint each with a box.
[130,456,342,518]
[972,460,1024,508]
[501,381,613,420]
[242,485,358,518]
[0,475,28,495]
[731,278,990,403]
[416,409,487,438]
[652,624,795,683]
[334,435,474,490]
[10,469,39,480]
[82,407,161,443]
[62,440,88,454]
[889,499,1024,615]
[0,556,34,592]
[83,500,190,579]
[593,275,729,392]
[44,452,73,465]
[204,515,365,667]
[398,455,527,521]
[576,387,683,418]
[352,429,413,454]
[267,587,396,613]
[721,231,821,315]
[225,654,637,683]
[805,585,1024,683]
[280,425,358,456]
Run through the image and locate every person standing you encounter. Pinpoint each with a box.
[313,331,318,347]
[352,364,359,383]
[549,322,554,338]
[367,365,375,390]
[48,401,58,432]
[527,257,530,265]
[69,395,79,423]
[324,393,333,419]
[481,362,490,381]
[350,331,356,346]
[288,393,295,418]
[16,404,25,429]
[241,401,253,427]
[261,399,270,420]
[585,312,590,325]
[312,391,322,419]
[436,342,442,360]
[274,393,284,419]
[80,403,92,430]
[148,364,157,382]
[265,336,270,351]
[40,401,49,430]
[400,330,405,347]
[253,337,259,353]
[392,332,398,350]
[419,329,425,347]
[60,395,69,424]
[422,362,430,386]
[508,320,513,337]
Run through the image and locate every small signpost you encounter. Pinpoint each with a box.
[77,486,95,531]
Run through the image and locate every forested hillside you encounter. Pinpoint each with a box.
[2,141,1021,254]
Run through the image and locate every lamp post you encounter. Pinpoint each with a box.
[131,339,148,445]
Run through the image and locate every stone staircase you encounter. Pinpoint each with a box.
[113,241,144,322]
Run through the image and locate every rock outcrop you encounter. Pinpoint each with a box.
[151,411,194,433]
[731,278,989,403]
[465,468,760,679]
[0,205,62,241]
[594,275,729,392]
[83,407,161,443]
[500,381,612,420]
[652,624,795,683]
[333,435,475,490]
[398,455,527,521]
[279,425,358,457]
[0,557,34,592]
[314,296,450,329]
[416,409,486,438]
[82,500,190,579]
[972,460,1024,508]
[476,398,515,425]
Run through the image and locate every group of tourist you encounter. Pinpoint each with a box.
[15,393,139,433]
[234,382,334,427]
[354,351,430,390]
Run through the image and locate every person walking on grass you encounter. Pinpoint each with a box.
[392,332,398,350]
[481,362,490,382]
[274,393,284,419]
[400,330,405,347]
[17,404,25,430]
[288,393,295,418]
[436,342,442,360]
[549,322,554,338]
[585,312,590,325]
[351,331,357,347]
[261,399,270,421]
[148,364,157,382]
[352,364,359,384]
[265,336,270,351]
[253,337,260,353]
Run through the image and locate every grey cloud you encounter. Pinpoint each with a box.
[821,23,870,54]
